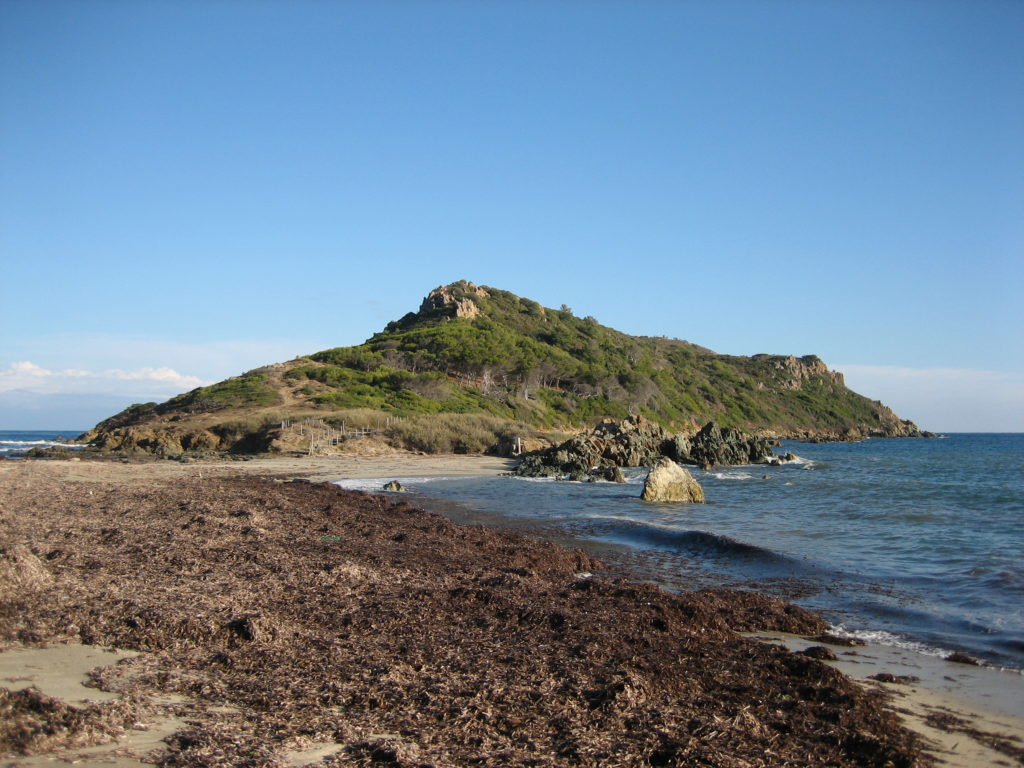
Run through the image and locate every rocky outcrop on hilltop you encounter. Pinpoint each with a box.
[754,354,845,390]
[418,281,489,319]
[513,416,776,479]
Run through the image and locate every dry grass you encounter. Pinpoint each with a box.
[385,413,535,454]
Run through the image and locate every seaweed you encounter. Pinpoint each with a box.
[0,468,928,766]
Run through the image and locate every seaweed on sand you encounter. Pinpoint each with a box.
[0,469,927,767]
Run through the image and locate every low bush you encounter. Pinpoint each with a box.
[385,414,534,455]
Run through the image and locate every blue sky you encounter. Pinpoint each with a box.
[2,0,1022,431]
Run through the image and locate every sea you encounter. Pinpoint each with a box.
[0,430,85,457]
[337,434,1024,673]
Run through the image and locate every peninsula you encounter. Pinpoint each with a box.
[79,282,922,457]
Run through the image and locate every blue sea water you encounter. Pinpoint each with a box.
[0,429,85,457]
[339,434,1024,670]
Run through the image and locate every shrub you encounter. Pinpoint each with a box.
[385,414,533,454]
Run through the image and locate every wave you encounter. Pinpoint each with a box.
[590,517,800,568]
[828,624,955,660]
[0,439,79,447]
[333,476,466,492]
[0,440,85,453]
[710,471,759,481]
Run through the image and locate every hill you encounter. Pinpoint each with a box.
[80,281,922,455]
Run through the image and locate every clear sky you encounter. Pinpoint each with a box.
[2,0,1022,431]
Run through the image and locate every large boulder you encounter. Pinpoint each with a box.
[641,458,705,503]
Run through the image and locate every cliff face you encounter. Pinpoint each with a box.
[80,281,923,455]
[757,355,845,390]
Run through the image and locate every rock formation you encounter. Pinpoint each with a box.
[419,281,489,319]
[513,417,776,479]
[687,422,775,470]
[641,458,706,503]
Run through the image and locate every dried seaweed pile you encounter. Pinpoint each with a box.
[0,468,927,767]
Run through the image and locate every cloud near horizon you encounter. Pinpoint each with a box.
[0,361,210,397]
[836,364,1024,433]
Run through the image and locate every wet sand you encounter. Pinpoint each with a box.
[749,633,1024,768]
[1,453,516,486]
[0,456,1019,766]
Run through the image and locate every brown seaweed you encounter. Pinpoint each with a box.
[0,470,928,766]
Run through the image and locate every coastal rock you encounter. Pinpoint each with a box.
[945,651,982,666]
[868,673,920,685]
[765,452,801,466]
[641,458,705,503]
[383,481,406,492]
[589,465,626,483]
[82,422,280,456]
[688,422,775,468]
[514,417,777,478]
[513,416,672,478]
[799,645,838,661]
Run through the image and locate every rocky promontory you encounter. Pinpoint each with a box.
[77,282,928,458]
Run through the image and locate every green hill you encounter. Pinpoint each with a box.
[80,281,922,455]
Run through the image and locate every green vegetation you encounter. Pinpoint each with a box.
[295,282,906,434]
[165,373,281,411]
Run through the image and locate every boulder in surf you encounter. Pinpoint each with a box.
[641,458,705,503]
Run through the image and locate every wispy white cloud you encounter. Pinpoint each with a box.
[0,332,336,429]
[0,361,209,397]
[1,333,332,382]
[837,364,1024,433]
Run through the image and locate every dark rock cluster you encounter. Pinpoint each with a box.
[514,416,776,479]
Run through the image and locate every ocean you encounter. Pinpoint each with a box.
[337,434,1024,672]
[0,429,85,457]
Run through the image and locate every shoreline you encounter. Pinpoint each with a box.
[1,456,1021,766]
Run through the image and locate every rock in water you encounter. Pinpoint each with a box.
[641,458,705,503]
[382,481,406,492]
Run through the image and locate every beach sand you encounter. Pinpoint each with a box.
[1,456,1020,767]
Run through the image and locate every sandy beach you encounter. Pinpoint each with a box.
[1,456,1021,767]
[1,452,517,485]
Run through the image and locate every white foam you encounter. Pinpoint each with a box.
[0,440,84,452]
[828,624,954,660]
[333,475,463,492]
[0,439,81,447]
[711,471,757,481]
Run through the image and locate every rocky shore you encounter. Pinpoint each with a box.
[514,417,776,479]
[0,459,930,767]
